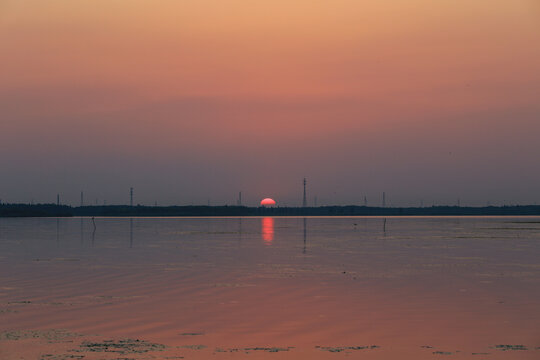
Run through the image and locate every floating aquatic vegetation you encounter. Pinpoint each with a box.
[316,345,380,352]
[433,351,453,355]
[0,329,81,341]
[215,346,293,353]
[178,344,207,350]
[493,344,528,351]
[75,339,166,354]
[244,347,294,352]
[0,308,18,314]
[40,354,84,360]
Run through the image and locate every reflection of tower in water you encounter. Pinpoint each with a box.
[80,217,84,245]
[238,217,242,243]
[129,218,133,248]
[56,218,60,246]
[261,217,274,244]
[91,217,96,247]
[303,218,307,254]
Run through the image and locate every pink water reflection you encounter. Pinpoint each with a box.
[261,217,274,244]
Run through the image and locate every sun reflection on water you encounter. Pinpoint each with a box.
[261,217,274,244]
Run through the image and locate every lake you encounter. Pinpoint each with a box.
[0,216,539,359]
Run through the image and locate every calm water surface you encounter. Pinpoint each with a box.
[0,216,539,359]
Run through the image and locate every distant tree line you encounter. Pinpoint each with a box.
[1,203,540,217]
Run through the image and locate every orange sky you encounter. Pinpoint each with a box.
[1,1,540,205]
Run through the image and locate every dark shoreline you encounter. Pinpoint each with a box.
[1,204,540,217]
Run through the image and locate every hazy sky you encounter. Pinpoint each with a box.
[1,0,540,206]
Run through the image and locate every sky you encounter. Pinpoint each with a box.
[1,0,540,207]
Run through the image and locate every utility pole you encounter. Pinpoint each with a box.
[80,191,84,207]
[130,187,133,207]
[382,192,386,208]
[57,194,60,206]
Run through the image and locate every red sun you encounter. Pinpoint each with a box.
[260,198,276,206]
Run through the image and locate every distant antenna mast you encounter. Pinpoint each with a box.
[382,192,386,207]
[303,178,307,207]
[238,191,242,206]
[364,196,367,207]
[130,187,133,206]
[80,191,84,207]
[57,194,60,206]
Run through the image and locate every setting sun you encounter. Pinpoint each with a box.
[260,198,276,206]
